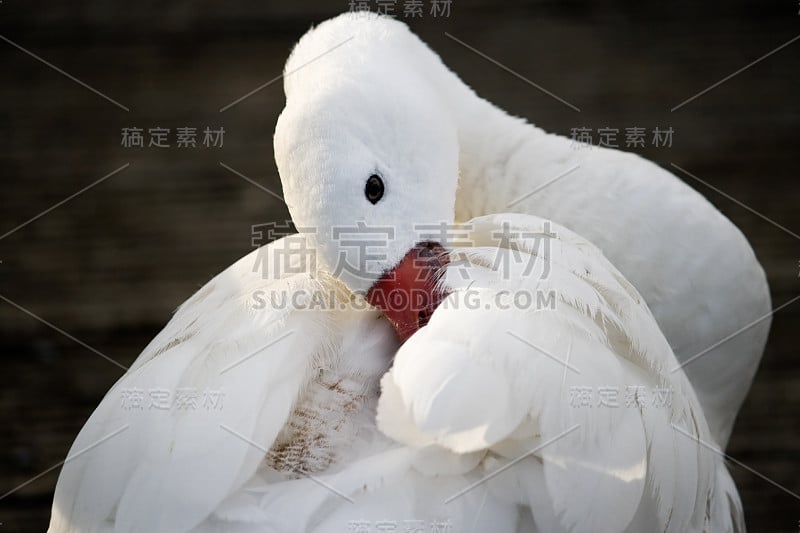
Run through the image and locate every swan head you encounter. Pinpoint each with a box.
[274,15,459,341]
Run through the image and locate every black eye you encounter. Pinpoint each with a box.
[365,174,384,204]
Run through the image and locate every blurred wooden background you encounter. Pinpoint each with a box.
[1,1,798,531]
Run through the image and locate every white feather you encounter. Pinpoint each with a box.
[49,236,398,532]
[50,14,757,532]
[379,214,742,532]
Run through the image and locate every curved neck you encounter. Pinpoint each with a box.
[425,58,766,448]
[423,62,561,222]
[453,98,552,222]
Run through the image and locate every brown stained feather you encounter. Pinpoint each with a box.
[265,372,370,475]
[151,331,196,359]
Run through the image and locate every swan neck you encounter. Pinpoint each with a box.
[432,71,554,221]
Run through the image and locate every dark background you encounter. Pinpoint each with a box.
[1,1,798,531]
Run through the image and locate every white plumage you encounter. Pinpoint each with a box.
[378,214,743,532]
[49,13,768,533]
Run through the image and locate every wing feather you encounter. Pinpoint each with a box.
[379,214,737,532]
[49,236,359,532]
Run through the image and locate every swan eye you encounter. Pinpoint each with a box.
[365,174,384,204]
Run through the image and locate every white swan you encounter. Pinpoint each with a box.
[280,13,770,448]
[48,13,763,532]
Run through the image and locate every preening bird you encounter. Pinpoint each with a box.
[49,13,769,533]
